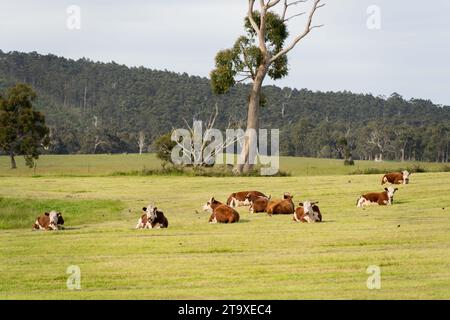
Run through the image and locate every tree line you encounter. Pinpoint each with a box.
[0,50,449,163]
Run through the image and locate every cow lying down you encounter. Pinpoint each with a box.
[136,205,169,229]
[356,186,398,207]
[203,197,240,224]
[294,201,322,223]
[382,170,411,185]
[227,191,266,208]
[33,211,64,230]
[267,193,295,215]
[247,194,271,213]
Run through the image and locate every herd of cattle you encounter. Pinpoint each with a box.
[31,170,412,230]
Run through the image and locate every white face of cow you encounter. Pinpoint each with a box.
[202,198,214,212]
[402,170,410,184]
[300,201,320,222]
[145,205,158,221]
[385,186,398,204]
[48,210,59,225]
[301,201,314,214]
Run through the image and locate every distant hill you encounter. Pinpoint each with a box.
[0,50,449,162]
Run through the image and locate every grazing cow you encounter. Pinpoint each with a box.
[356,186,398,207]
[203,197,240,223]
[136,205,169,229]
[248,195,271,213]
[33,211,64,230]
[381,170,411,185]
[267,193,295,215]
[226,191,266,208]
[294,201,322,223]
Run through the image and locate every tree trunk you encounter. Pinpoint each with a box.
[10,150,17,169]
[83,85,87,113]
[401,148,405,162]
[236,64,267,174]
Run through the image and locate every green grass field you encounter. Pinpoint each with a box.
[0,154,449,299]
[1,154,448,177]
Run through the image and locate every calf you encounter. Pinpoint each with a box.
[294,201,322,223]
[33,211,64,230]
[248,195,271,213]
[267,193,295,215]
[356,186,398,207]
[203,197,240,223]
[382,170,411,185]
[136,205,169,229]
[226,191,266,208]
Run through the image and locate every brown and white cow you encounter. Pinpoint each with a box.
[136,205,169,229]
[248,195,271,213]
[203,197,240,224]
[267,193,295,215]
[33,211,64,230]
[226,191,267,208]
[381,170,411,185]
[356,186,398,207]
[294,201,322,223]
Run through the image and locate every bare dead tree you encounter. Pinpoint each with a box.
[173,104,244,168]
[83,84,87,113]
[368,129,395,162]
[137,131,146,155]
[93,135,108,154]
[281,88,292,118]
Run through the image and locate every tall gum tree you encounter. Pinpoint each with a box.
[211,0,325,173]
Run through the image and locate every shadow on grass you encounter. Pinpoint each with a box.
[61,226,86,231]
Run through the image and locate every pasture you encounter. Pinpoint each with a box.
[0,154,449,299]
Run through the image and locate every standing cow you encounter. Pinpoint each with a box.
[356,186,398,207]
[136,205,169,229]
[294,201,322,223]
[203,197,240,223]
[33,211,64,230]
[267,193,295,215]
[381,170,411,185]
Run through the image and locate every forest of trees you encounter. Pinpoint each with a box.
[0,50,449,162]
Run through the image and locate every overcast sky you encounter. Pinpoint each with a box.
[1,0,449,105]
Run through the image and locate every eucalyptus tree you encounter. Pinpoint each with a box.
[210,0,325,173]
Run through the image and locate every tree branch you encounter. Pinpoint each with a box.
[282,0,307,21]
[248,0,260,35]
[271,0,324,63]
[240,44,257,78]
[284,11,306,22]
[266,0,282,9]
[236,76,252,83]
